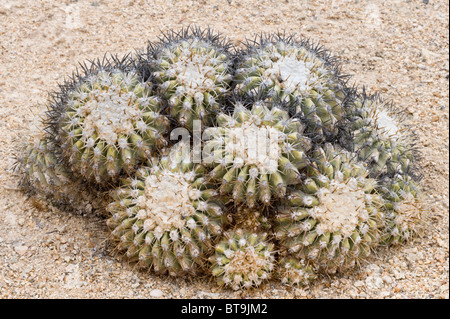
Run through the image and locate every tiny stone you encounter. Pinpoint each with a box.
[382,275,393,285]
[14,245,28,256]
[150,289,163,298]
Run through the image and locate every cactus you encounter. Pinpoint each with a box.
[16,137,107,216]
[274,143,384,273]
[143,26,234,130]
[106,143,227,276]
[14,28,428,291]
[277,256,317,287]
[234,33,348,139]
[210,229,275,290]
[378,174,425,245]
[46,54,170,184]
[343,91,416,177]
[203,100,312,207]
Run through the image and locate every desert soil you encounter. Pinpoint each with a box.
[0,0,448,299]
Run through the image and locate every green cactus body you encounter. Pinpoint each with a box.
[345,93,414,177]
[106,143,227,276]
[278,256,317,287]
[234,34,347,138]
[17,137,107,216]
[274,144,384,273]
[50,57,170,184]
[378,174,425,245]
[147,27,234,130]
[203,101,312,207]
[210,229,275,290]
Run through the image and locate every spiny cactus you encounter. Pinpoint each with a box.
[378,174,425,245]
[203,100,312,207]
[106,143,227,276]
[210,229,275,290]
[15,26,427,291]
[234,33,348,139]
[274,143,384,273]
[343,91,416,177]
[143,26,234,130]
[16,137,107,216]
[46,54,170,184]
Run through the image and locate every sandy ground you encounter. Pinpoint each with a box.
[0,0,448,299]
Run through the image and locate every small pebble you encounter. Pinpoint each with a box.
[14,245,28,256]
[150,289,163,298]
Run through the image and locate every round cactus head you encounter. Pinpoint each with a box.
[46,54,170,184]
[210,229,275,290]
[106,143,227,276]
[343,91,416,177]
[274,143,384,273]
[234,32,348,138]
[203,99,312,207]
[145,26,235,130]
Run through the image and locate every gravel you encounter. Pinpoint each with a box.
[0,0,448,299]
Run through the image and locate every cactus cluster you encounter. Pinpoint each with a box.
[15,26,424,291]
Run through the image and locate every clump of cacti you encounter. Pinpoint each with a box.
[15,26,425,291]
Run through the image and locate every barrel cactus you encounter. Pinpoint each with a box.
[343,91,416,177]
[277,256,317,287]
[234,33,348,139]
[273,143,385,273]
[378,174,425,245]
[143,26,234,130]
[106,143,227,276]
[46,54,170,184]
[203,99,312,207]
[209,229,275,290]
[17,136,107,216]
